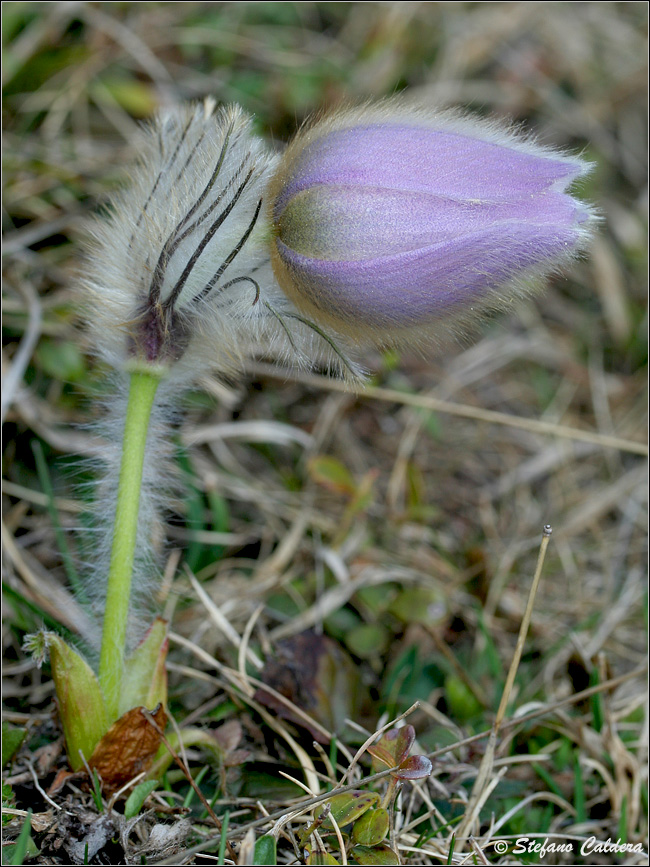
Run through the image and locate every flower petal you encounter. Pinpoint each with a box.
[275,212,583,328]
[273,122,586,215]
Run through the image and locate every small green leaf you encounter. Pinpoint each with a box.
[390,586,445,626]
[2,723,26,767]
[351,844,399,865]
[90,77,157,117]
[444,675,481,722]
[306,850,340,865]
[2,783,15,826]
[346,623,389,659]
[352,807,389,846]
[147,725,223,782]
[343,469,377,520]
[124,780,159,819]
[321,791,380,829]
[253,834,277,865]
[355,585,395,616]
[308,456,357,496]
[35,338,86,383]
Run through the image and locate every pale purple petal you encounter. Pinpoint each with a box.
[278,185,585,262]
[276,214,584,327]
[273,125,584,216]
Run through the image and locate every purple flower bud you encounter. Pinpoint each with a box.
[268,103,595,345]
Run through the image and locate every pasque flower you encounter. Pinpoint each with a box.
[27,96,595,779]
[268,101,595,345]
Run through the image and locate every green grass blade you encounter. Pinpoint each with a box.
[618,794,627,845]
[446,833,456,865]
[589,667,604,733]
[10,810,32,865]
[532,761,564,799]
[573,752,586,824]
[217,810,230,865]
[31,439,85,601]
[183,764,209,808]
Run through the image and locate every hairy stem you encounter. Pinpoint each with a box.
[99,369,161,720]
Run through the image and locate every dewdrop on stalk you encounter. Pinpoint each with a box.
[267,100,596,348]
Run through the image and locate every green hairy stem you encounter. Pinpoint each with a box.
[98,369,161,720]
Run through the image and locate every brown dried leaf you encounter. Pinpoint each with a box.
[225,748,250,768]
[89,704,166,792]
[212,719,243,754]
[34,737,64,776]
[254,631,360,743]
[47,767,85,796]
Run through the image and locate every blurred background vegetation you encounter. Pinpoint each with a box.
[2,2,647,864]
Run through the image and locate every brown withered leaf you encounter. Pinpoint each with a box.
[254,631,361,743]
[34,736,65,776]
[212,719,249,767]
[89,704,166,792]
[47,767,86,796]
[212,719,243,755]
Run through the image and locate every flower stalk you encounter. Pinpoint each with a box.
[98,368,161,720]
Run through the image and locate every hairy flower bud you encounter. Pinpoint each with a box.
[83,101,276,377]
[83,98,362,382]
[268,101,595,346]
